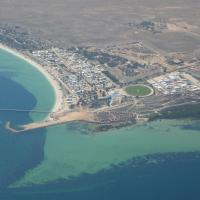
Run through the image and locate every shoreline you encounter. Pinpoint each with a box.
[0,43,64,118]
[6,111,96,133]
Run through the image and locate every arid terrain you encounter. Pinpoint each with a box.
[0,0,200,53]
[1,0,200,132]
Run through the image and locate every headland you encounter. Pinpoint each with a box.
[1,23,200,133]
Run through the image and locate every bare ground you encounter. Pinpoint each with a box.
[0,0,200,52]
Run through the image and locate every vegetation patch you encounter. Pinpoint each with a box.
[125,84,153,97]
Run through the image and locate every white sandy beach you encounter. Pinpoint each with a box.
[0,43,64,116]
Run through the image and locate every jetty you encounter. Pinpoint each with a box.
[5,110,96,133]
[0,108,52,114]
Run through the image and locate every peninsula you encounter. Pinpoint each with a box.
[1,23,200,133]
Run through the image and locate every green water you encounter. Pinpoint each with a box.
[1,48,200,190]
[12,119,200,187]
[0,49,55,121]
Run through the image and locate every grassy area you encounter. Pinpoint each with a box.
[125,84,152,97]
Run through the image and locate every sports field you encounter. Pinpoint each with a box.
[125,84,153,97]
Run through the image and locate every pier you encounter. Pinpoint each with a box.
[0,108,53,114]
[5,110,95,133]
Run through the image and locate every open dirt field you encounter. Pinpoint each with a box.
[0,0,200,52]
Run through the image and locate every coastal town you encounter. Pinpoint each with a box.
[1,1,200,198]
[1,24,200,132]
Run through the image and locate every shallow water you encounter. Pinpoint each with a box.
[0,48,200,199]
[0,49,55,121]
[12,119,200,187]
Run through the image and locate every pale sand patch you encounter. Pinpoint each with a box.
[20,111,95,132]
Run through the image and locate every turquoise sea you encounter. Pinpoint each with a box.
[0,48,200,199]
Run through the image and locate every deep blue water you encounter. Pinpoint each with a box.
[0,75,46,188]
[1,152,200,200]
[0,75,200,200]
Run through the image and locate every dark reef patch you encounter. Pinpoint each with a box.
[2,152,200,200]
